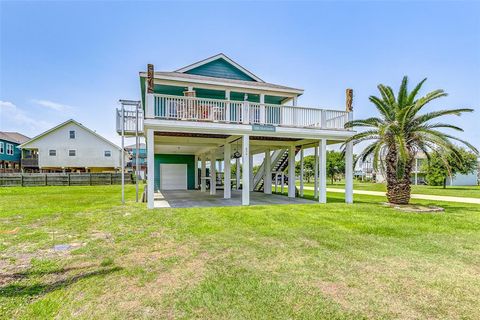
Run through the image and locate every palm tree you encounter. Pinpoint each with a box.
[345,77,478,204]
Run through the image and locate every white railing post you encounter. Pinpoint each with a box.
[321,110,327,128]
[260,94,266,124]
[225,90,231,123]
[146,93,154,118]
[243,101,250,124]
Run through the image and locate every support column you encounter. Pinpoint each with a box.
[235,158,240,190]
[200,154,206,192]
[288,145,296,198]
[242,135,250,205]
[319,139,327,203]
[264,149,272,194]
[299,148,304,197]
[194,155,198,189]
[345,141,353,204]
[249,153,254,191]
[314,146,319,198]
[224,143,231,199]
[146,129,154,209]
[210,152,216,195]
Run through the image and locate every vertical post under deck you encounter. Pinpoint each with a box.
[345,141,353,204]
[300,148,304,197]
[146,129,154,209]
[288,145,296,198]
[210,152,216,195]
[224,143,231,199]
[242,135,250,205]
[201,154,206,192]
[319,139,327,203]
[264,149,271,194]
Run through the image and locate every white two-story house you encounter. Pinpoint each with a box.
[20,119,124,173]
[118,53,356,208]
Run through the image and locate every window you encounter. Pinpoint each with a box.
[104,150,111,157]
[69,130,75,139]
[49,150,56,156]
[0,142,3,154]
[68,150,76,156]
[6,143,14,155]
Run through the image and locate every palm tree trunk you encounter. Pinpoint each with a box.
[385,148,412,205]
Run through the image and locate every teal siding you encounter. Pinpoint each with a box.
[0,139,21,162]
[185,58,256,81]
[154,154,195,190]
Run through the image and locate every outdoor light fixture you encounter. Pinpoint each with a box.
[233,150,241,159]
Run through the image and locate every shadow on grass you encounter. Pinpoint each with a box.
[0,266,121,298]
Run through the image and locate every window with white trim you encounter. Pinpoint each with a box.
[68,150,76,156]
[104,150,111,157]
[0,142,3,154]
[69,130,75,139]
[49,150,56,156]
[6,143,14,155]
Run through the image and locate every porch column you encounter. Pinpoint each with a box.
[288,145,296,198]
[224,143,231,199]
[194,155,199,189]
[210,152,216,195]
[264,149,272,194]
[249,153,254,191]
[345,140,353,204]
[299,147,304,197]
[146,129,154,209]
[242,134,250,205]
[314,146,319,198]
[319,139,327,203]
[200,154,206,192]
[235,157,240,190]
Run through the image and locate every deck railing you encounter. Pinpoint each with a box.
[147,94,350,130]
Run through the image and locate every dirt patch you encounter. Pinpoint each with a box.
[382,202,445,213]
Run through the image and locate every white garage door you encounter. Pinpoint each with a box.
[160,164,187,190]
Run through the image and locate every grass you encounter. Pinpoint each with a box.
[1,185,479,319]
[302,181,480,198]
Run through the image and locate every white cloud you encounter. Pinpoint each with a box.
[31,99,75,111]
[0,100,52,135]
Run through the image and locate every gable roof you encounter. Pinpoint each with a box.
[140,71,303,95]
[175,53,264,82]
[19,119,122,151]
[0,131,30,144]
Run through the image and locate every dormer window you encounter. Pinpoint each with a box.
[69,130,75,139]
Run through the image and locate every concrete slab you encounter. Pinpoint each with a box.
[154,190,314,208]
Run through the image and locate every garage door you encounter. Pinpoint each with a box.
[160,164,187,190]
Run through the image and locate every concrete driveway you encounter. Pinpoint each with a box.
[154,190,315,208]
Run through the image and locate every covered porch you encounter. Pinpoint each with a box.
[145,129,355,209]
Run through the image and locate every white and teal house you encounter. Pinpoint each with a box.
[118,54,356,208]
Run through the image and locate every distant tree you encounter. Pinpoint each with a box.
[422,148,478,188]
[326,151,345,184]
[295,155,315,183]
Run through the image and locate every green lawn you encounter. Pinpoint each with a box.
[1,186,479,319]
[302,181,480,198]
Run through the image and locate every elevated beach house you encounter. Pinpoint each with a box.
[20,119,124,173]
[118,54,355,208]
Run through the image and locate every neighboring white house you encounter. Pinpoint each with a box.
[19,119,124,173]
[371,152,478,186]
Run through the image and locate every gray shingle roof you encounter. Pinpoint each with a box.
[0,131,30,144]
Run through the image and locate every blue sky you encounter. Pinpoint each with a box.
[1,1,479,151]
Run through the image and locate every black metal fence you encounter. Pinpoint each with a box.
[0,173,133,187]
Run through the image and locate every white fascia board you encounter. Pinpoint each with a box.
[174,53,264,83]
[143,119,355,141]
[141,74,303,97]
